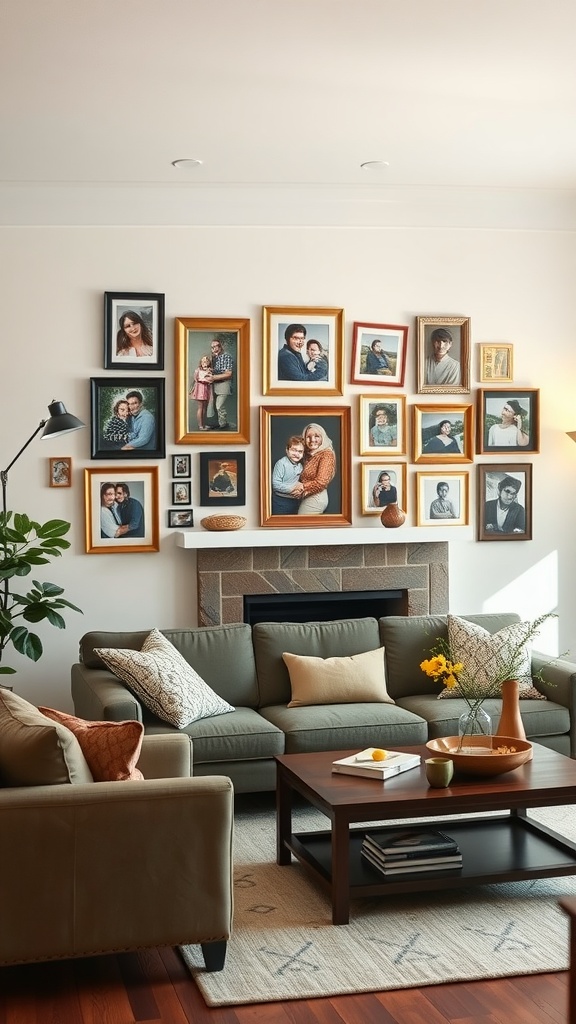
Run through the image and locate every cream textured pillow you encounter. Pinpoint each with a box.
[94,628,235,728]
[0,688,94,787]
[39,707,144,781]
[438,615,544,700]
[283,647,394,708]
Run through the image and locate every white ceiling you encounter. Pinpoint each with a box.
[2,0,576,227]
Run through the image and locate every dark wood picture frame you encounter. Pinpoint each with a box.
[90,377,166,459]
[477,463,533,541]
[199,452,246,507]
[104,291,165,370]
[172,480,191,505]
[477,388,540,455]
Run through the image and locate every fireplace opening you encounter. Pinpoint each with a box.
[243,589,408,627]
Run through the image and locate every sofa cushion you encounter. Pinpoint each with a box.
[283,647,393,708]
[0,688,93,787]
[39,707,144,781]
[440,614,540,699]
[94,629,235,728]
[253,617,382,707]
[398,694,570,742]
[260,702,428,753]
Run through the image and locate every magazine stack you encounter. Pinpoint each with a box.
[361,828,462,875]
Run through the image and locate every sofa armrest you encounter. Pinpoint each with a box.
[137,734,193,779]
[0,774,233,966]
[533,653,576,757]
[71,662,143,723]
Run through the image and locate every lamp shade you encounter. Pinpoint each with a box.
[41,401,85,439]
[567,431,576,443]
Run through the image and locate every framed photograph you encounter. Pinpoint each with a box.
[168,509,194,528]
[171,453,191,478]
[479,343,514,383]
[260,406,352,527]
[172,480,191,505]
[361,462,407,516]
[413,403,474,464]
[104,292,164,370]
[416,315,471,394]
[415,471,469,527]
[477,463,532,541]
[84,466,159,554]
[199,452,246,507]
[90,378,165,460]
[49,457,72,488]
[174,317,250,445]
[359,395,407,457]
[263,306,344,396]
[351,322,408,387]
[477,388,540,455]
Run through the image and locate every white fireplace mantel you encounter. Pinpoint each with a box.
[175,526,472,549]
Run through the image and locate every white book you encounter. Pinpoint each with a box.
[331,748,421,780]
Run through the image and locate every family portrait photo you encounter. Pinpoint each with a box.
[104,291,165,371]
[413,404,474,463]
[260,406,351,527]
[477,464,532,541]
[361,463,407,516]
[200,452,246,506]
[359,395,406,456]
[263,306,343,396]
[90,378,165,459]
[84,467,159,554]
[477,388,540,454]
[351,321,408,387]
[417,315,471,394]
[174,317,250,445]
[416,471,469,527]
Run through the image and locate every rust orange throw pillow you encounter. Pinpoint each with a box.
[39,708,144,781]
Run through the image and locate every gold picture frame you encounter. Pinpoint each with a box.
[479,343,514,383]
[413,403,474,464]
[262,306,344,396]
[259,406,351,527]
[358,395,407,457]
[174,317,250,444]
[416,315,471,394]
[361,462,407,516]
[415,471,469,527]
[84,466,160,554]
[351,321,408,387]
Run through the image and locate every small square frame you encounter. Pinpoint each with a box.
[361,462,407,516]
[359,395,407,457]
[477,388,540,454]
[171,454,191,477]
[413,403,474,463]
[90,377,165,459]
[49,458,72,488]
[479,343,514,383]
[84,466,159,554]
[104,292,164,370]
[172,480,191,505]
[415,471,469,526]
[351,322,408,387]
[477,463,532,541]
[199,452,246,507]
[168,509,194,528]
[263,305,344,396]
[416,315,471,394]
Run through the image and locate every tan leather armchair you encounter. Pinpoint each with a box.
[0,734,234,970]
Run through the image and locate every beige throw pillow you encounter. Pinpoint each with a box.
[94,628,235,728]
[283,647,393,708]
[0,688,94,787]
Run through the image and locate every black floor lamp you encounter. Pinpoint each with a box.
[1,400,84,518]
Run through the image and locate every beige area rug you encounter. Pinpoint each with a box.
[180,797,575,1007]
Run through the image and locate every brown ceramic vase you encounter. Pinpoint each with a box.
[380,502,406,528]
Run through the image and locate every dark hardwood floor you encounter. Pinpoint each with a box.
[0,950,567,1024]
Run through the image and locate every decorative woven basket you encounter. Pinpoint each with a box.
[200,514,247,532]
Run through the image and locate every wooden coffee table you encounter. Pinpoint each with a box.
[275,744,576,924]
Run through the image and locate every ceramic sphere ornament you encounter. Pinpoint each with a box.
[380,502,406,528]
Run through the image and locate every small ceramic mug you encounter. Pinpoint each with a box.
[425,756,454,788]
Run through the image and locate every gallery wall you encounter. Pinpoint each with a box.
[1,223,575,708]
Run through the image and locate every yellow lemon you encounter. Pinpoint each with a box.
[371,748,387,761]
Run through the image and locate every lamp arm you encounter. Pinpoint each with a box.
[1,420,48,615]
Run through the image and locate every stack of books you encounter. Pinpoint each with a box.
[331,748,421,780]
[361,828,462,875]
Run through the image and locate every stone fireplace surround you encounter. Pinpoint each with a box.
[197,541,449,627]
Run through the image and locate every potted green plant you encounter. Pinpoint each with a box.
[0,511,82,676]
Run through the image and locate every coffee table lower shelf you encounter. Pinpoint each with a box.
[284,814,576,915]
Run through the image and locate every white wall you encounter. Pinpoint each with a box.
[1,224,575,707]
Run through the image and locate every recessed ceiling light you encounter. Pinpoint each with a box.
[360,160,390,171]
[171,158,203,170]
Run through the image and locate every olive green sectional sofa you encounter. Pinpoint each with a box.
[71,613,576,793]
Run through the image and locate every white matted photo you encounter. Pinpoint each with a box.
[415,471,469,527]
[361,463,407,516]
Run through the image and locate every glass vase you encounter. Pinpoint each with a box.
[457,705,492,753]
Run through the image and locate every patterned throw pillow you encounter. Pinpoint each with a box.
[39,707,144,781]
[437,615,545,701]
[94,628,235,728]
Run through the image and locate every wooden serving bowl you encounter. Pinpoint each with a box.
[426,735,533,776]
